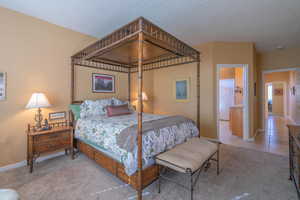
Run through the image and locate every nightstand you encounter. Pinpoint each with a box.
[26,123,74,173]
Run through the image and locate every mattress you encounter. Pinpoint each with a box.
[75,112,199,175]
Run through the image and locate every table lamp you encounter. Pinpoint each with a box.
[142,92,148,101]
[26,93,51,129]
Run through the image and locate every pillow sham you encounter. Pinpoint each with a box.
[80,98,113,118]
[106,104,131,117]
[95,98,114,114]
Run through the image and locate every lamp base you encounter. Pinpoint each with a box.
[34,108,43,129]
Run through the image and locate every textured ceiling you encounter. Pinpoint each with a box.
[0,0,300,52]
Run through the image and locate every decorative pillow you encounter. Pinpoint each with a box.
[69,104,81,120]
[106,104,131,117]
[112,98,135,111]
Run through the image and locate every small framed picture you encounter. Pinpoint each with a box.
[0,72,7,101]
[274,88,283,96]
[49,111,66,121]
[173,78,190,102]
[92,73,115,93]
[292,86,296,96]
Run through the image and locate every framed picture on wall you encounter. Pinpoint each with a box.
[274,88,283,96]
[92,73,115,93]
[291,86,296,96]
[0,72,6,101]
[173,78,190,102]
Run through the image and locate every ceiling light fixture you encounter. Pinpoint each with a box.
[276,45,285,50]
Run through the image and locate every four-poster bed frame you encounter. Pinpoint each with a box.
[70,17,200,200]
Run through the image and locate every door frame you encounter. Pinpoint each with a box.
[219,78,235,121]
[216,64,250,141]
[261,67,299,130]
[264,81,287,118]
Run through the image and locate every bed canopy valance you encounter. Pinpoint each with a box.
[71,17,200,200]
[71,17,199,73]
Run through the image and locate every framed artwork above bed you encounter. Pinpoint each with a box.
[92,73,115,93]
[173,78,190,102]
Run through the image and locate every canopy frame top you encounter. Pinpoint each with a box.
[71,17,200,73]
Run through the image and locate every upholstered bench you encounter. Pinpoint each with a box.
[0,189,20,200]
[156,137,220,200]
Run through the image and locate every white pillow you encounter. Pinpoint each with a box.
[112,97,125,105]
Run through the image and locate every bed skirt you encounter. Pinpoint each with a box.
[75,139,159,189]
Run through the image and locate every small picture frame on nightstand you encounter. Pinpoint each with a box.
[49,111,66,121]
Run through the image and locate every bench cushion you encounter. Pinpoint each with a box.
[0,189,19,200]
[156,137,218,173]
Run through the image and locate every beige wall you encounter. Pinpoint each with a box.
[152,63,197,121]
[264,71,290,83]
[145,42,256,139]
[257,47,300,128]
[198,43,215,138]
[257,47,300,70]
[288,70,300,123]
[130,71,154,113]
[211,42,256,138]
[74,66,129,102]
[289,71,297,122]
[0,7,97,167]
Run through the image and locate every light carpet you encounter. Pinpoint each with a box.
[0,145,297,200]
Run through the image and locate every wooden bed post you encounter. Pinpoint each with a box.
[71,59,75,104]
[196,53,200,132]
[137,30,144,199]
[128,69,131,102]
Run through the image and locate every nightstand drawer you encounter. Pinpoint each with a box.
[34,139,70,153]
[34,131,70,143]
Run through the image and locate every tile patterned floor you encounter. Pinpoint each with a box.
[219,115,289,156]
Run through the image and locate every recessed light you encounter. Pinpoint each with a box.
[276,45,285,50]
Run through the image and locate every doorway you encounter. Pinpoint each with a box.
[216,64,250,143]
[264,82,286,118]
[261,69,297,156]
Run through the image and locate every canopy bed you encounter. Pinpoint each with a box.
[70,17,200,200]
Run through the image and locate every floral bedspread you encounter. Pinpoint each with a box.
[75,113,199,175]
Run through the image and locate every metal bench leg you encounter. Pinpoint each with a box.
[158,173,161,193]
[217,149,220,175]
[188,169,193,200]
[158,165,161,194]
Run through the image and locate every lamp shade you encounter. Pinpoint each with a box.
[142,92,148,101]
[26,93,51,109]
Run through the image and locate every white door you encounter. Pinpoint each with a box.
[219,79,235,120]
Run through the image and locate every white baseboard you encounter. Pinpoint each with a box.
[243,129,264,142]
[0,151,65,172]
[244,137,254,142]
